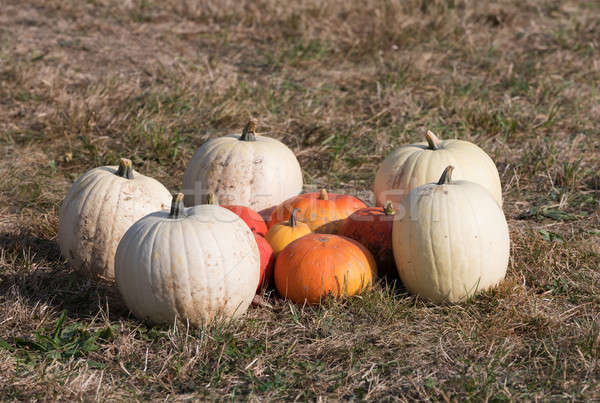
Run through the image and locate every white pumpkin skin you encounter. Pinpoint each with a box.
[58,159,171,280]
[374,131,502,207]
[392,166,510,303]
[182,120,303,213]
[114,195,260,326]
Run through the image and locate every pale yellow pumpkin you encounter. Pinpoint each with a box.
[392,166,509,303]
[374,131,502,207]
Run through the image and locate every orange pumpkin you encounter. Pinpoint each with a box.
[265,208,312,254]
[268,189,366,233]
[274,234,377,304]
[339,201,398,279]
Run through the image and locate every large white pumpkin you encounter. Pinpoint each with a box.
[392,166,510,303]
[114,193,260,326]
[374,131,502,207]
[58,158,171,280]
[182,119,303,214]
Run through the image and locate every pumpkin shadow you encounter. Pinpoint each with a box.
[0,231,130,322]
[374,270,409,296]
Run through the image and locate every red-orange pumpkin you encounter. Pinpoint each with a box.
[268,189,366,233]
[339,201,398,279]
[223,205,268,236]
[255,234,274,292]
[274,234,376,304]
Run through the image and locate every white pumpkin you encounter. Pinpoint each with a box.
[374,130,502,207]
[182,119,303,214]
[58,158,171,280]
[114,193,260,326]
[392,166,510,303]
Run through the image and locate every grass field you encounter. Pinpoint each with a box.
[1,0,599,400]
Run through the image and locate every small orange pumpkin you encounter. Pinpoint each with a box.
[274,234,377,304]
[265,208,312,254]
[339,201,398,279]
[268,189,366,233]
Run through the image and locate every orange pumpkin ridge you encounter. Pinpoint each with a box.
[267,189,366,234]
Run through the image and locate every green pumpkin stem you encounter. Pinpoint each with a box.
[116,158,134,179]
[425,130,442,150]
[289,208,300,227]
[319,189,328,200]
[240,119,258,141]
[437,165,455,185]
[169,193,185,219]
[383,201,395,215]
[206,192,218,205]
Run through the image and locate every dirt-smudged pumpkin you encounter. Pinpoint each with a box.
[182,119,303,214]
[268,189,366,233]
[115,193,260,327]
[265,208,312,254]
[58,158,171,280]
[338,201,398,279]
[274,234,377,304]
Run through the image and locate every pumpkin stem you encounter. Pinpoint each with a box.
[383,201,395,215]
[425,130,442,150]
[437,165,455,185]
[319,189,328,200]
[169,193,185,219]
[240,118,258,141]
[116,158,134,179]
[205,192,218,205]
[289,208,300,227]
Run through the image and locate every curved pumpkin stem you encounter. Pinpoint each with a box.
[289,208,300,227]
[169,193,185,219]
[425,130,442,150]
[437,165,455,185]
[240,118,258,141]
[116,158,134,179]
[319,189,328,200]
[205,192,218,205]
[383,201,395,215]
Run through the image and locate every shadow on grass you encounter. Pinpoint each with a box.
[0,231,130,322]
[0,230,409,325]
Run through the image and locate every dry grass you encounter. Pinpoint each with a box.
[1,0,599,400]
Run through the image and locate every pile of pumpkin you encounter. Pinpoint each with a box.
[58,120,509,327]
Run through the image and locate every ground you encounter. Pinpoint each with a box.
[1,0,599,400]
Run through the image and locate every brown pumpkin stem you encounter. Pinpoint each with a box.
[319,189,328,200]
[116,158,134,179]
[383,201,395,215]
[169,193,185,219]
[288,208,300,227]
[205,192,218,205]
[437,165,455,185]
[425,130,442,150]
[240,118,258,141]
